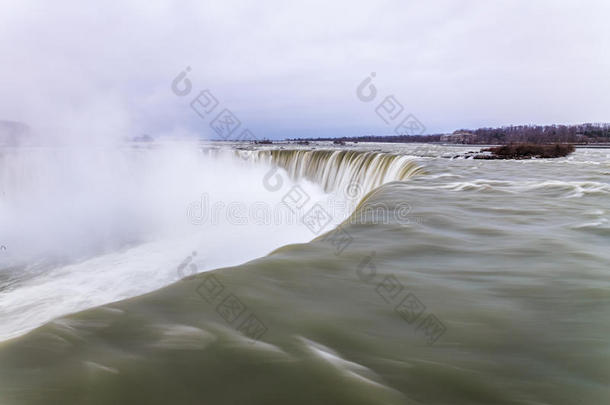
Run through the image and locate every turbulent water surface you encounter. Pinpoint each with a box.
[0,142,609,404]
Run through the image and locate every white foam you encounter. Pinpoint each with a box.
[0,141,343,341]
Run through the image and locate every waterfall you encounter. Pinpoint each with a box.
[235,149,424,195]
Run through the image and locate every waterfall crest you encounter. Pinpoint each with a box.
[236,149,424,195]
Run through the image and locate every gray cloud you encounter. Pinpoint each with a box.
[1,0,608,139]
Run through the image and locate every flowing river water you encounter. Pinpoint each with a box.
[0,142,608,404]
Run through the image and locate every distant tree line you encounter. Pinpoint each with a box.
[452,123,610,144]
[289,134,442,143]
[289,123,610,144]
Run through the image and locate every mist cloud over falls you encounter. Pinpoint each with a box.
[0,142,204,261]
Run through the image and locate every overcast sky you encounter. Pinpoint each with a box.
[1,0,609,140]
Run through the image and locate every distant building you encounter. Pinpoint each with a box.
[440,131,476,144]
